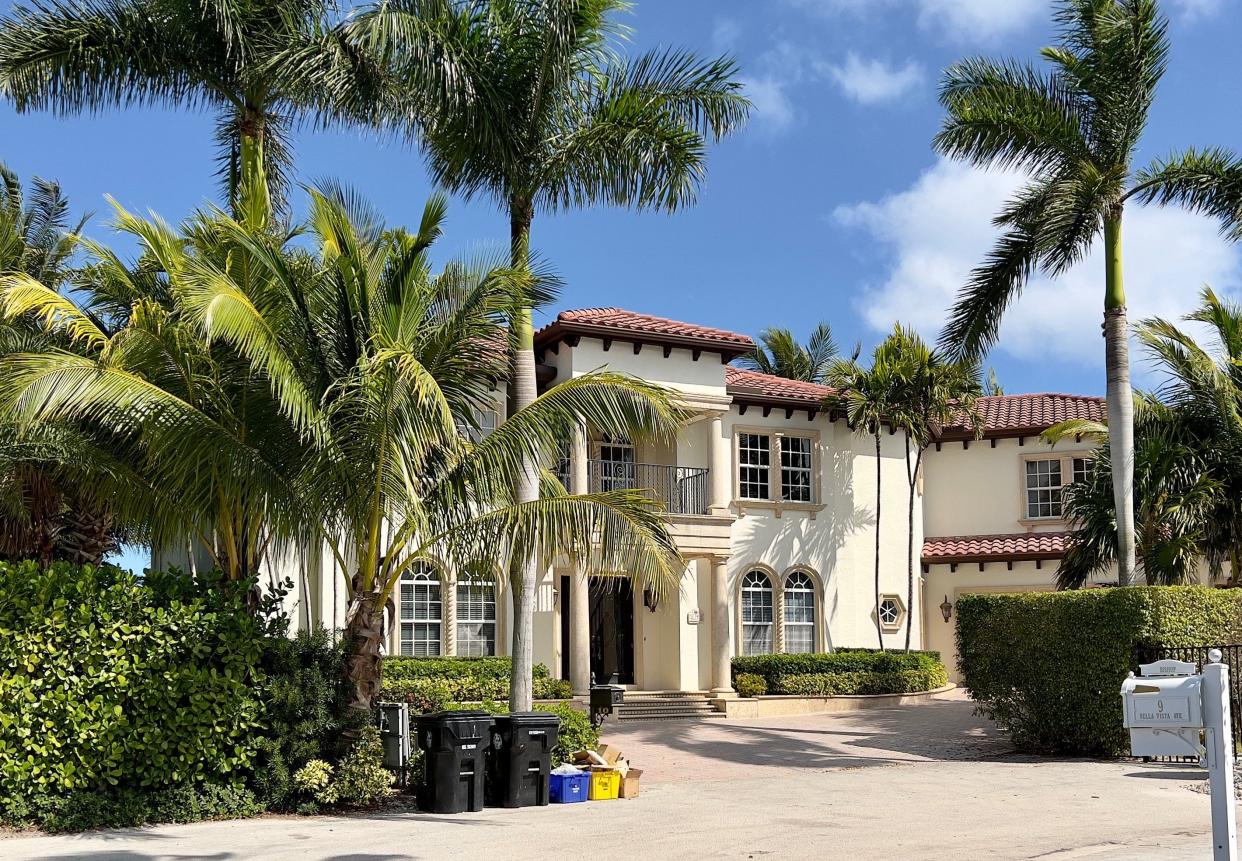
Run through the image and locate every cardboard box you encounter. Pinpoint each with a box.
[596,743,623,765]
[619,768,642,799]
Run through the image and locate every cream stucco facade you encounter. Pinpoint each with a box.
[213,307,1210,692]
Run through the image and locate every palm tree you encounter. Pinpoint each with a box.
[933,0,1242,587]
[0,162,144,566]
[737,323,839,384]
[344,0,749,709]
[3,176,687,713]
[880,326,982,651]
[1045,288,1242,587]
[828,342,906,650]
[1,186,311,581]
[0,0,387,212]
[1051,406,1220,588]
[166,185,687,713]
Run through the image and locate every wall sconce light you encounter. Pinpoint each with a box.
[940,595,953,623]
[643,587,660,613]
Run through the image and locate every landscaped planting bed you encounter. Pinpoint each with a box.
[730,649,948,697]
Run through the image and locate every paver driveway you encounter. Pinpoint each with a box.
[1,691,1235,860]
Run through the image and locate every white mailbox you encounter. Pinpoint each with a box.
[1120,659,1204,758]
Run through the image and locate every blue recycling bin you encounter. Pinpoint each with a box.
[549,771,589,803]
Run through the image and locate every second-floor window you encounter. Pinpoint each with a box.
[1025,458,1063,519]
[738,433,771,500]
[1024,454,1093,520]
[737,432,816,503]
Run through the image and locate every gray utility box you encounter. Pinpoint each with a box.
[1120,659,1204,758]
[376,702,411,774]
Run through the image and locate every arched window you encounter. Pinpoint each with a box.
[741,570,774,655]
[456,579,497,657]
[783,572,816,653]
[399,562,442,656]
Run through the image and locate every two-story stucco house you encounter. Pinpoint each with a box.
[224,306,1206,692]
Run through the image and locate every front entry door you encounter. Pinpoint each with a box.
[589,578,634,685]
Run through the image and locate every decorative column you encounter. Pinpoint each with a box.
[710,556,735,697]
[568,424,592,695]
[708,411,731,515]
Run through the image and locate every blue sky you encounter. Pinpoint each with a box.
[2,0,1240,569]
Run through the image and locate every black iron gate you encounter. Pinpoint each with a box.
[1133,643,1242,758]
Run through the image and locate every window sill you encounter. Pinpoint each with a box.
[1017,518,1068,528]
[734,499,826,519]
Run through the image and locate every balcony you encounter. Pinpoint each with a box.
[587,460,711,516]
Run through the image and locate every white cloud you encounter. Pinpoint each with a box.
[1170,0,1223,22]
[790,0,1048,42]
[833,159,1242,372]
[915,0,1047,40]
[823,53,924,104]
[740,76,797,134]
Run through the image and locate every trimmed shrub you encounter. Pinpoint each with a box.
[251,627,348,810]
[325,725,393,805]
[956,586,1242,756]
[777,667,947,696]
[383,656,550,681]
[734,673,767,698]
[0,562,266,808]
[379,656,561,706]
[534,677,573,700]
[1,783,263,833]
[731,650,947,696]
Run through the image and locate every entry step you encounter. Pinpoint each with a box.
[613,692,725,721]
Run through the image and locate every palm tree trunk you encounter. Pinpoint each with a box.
[1104,210,1136,586]
[904,442,919,653]
[508,196,539,712]
[342,583,385,716]
[874,429,884,651]
[235,107,270,228]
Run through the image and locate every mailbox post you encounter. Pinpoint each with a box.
[1121,649,1237,861]
[1203,650,1237,861]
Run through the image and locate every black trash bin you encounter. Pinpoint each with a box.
[485,712,561,808]
[413,710,493,814]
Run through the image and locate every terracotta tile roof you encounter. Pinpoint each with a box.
[724,366,833,404]
[535,307,754,359]
[922,531,1070,563]
[941,393,1106,439]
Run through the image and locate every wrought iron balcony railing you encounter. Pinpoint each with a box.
[587,460,711,516]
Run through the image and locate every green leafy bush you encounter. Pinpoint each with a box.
[777,667,948,696]
[0,562,266,809]
[534,677,573,700]
[731,650,947,695]
[328,725,393,805]
[734,673,767,698]
[292,759,333,803]
[957,586,1242,755]
[380,656,560,705]
[383,656,550,681]
[1,783,262,833]
[251,628,347,810]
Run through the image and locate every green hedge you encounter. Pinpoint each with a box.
[731,650,947,696]
[382,656,550,681]
[957,586,1242,756]
[379,656,563,709]
[0,561,267,807]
